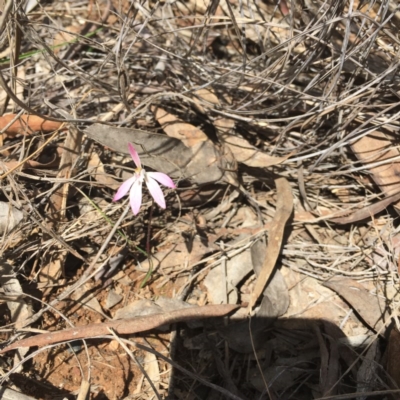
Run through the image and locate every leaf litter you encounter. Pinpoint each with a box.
[1,0,400,399]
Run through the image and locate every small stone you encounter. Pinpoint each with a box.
[105,290,123,309]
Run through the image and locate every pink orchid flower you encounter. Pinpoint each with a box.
[113,143,176,215]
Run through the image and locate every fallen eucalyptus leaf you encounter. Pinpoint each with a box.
[85,124,237,185]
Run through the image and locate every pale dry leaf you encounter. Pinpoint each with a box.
[153,106,208,147]
[0,202,23,234]
[114,299,161,320]
[194,88,220,105]
[204,248,253,305]
[215,118,292,168]
[143,351,160,392]
[0,387,38,400]
[105,290,123,309]
[192,88,220,113]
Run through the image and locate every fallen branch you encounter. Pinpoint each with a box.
[1,304,240,353]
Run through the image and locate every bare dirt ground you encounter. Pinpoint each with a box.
[2,0,400,399]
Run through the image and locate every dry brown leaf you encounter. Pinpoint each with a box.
[248,177,293,311]
[328,192,400,224]
[351,131,400,198]
[323,277,389,333]
[215,118,292,168]
[386,327,400,389]
[0,114,62,137]
[314,324,339,397]
[251,238,290,318]
[351,130,400,214]
[357,340,380,395]
[153,106,208,147]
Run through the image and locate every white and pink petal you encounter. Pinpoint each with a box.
[129,179,143,215]
[128,143,142,168]
[113,176,136,202]
[147,172,175,188]
[146,176,166,209]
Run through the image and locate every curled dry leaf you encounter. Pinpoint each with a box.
[0,114,62,137]
[153,106,208,147]
[338,130,400,222]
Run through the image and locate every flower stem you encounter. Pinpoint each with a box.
[140,202,154,288]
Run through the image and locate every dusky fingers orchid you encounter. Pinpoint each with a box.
[113,143,176,215]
